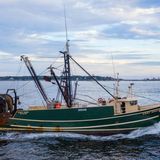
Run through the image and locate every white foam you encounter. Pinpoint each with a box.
[126,122,160,139]
[0,122,160,141]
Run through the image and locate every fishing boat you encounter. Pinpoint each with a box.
[1,2,160,134]
[0,37,160,135]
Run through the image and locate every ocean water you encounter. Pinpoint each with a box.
[0,80,160,160]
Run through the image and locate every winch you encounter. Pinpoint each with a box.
[0,94,14,114]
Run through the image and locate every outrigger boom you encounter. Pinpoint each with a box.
[21,56,51,105]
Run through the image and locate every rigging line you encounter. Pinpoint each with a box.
[50,64,64,72]
[38,68,48,76]
[77,93,98,102]
[69,56,116,99]
[15,61,33,91]
[16,72,51,93]
[16,65,49,91]
[18,84,54,98]
[29,56,62,59]
[8,60,23,90]
[21,56,56,77]
[140,96,160,103]
[21,85,46,107]
[16,69,49,91]
[16,80,32,91]
[15,75,47,92]
[55,64,64,69]
[14,61,24,89]
[15,61,23,76]
[74,98,97,105]
[128,92,160,103]
[50,53,63,66]
[102,84,160,103]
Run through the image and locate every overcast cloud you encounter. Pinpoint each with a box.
[0,0,159,78]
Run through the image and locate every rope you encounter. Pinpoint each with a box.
[18,84,53,98]
[77,93,98,102]
[103,84,160,103]
[74,98,97,105]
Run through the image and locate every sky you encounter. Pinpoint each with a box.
[0,0,160,78]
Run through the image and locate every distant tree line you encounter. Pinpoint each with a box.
[0,75,116,81]
[0,76,160,81]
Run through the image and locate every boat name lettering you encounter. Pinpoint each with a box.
[142,109,160,115]
[18,111,29,115]
[78,108,87,112]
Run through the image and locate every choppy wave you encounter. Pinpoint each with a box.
[0,122,160,142]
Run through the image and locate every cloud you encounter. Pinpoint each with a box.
[130,27,160,38]
[113,53,150,60]
[0,51,12,57]
[0,0,159,77]
[0,51,16,60]
[131,61,160,66]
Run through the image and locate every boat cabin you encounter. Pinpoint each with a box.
[106,97,140,114]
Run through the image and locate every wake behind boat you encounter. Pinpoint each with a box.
[0,38,160,135]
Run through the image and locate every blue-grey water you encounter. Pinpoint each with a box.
[0,80,160,160]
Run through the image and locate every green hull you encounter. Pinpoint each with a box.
[0,105,160,135]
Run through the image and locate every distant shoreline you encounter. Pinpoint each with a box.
[0,76,160,81]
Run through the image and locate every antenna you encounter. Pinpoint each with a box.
[110,52,118,97]
[63,3,70,55]
[63,4,68,42]
[110,52,116,80]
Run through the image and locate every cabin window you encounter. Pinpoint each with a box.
[121,102,126,113]
[130,101,137,106]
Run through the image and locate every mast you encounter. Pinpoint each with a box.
[58,5,72,107]
[60,41,72,107]
[21,56,50,105]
